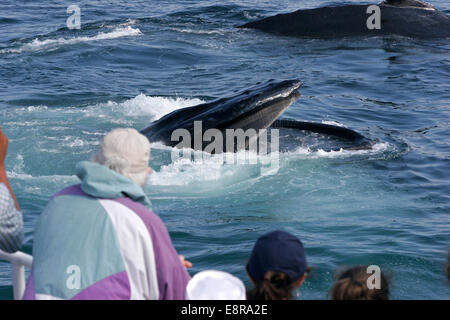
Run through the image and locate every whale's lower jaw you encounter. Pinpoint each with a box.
[270,120,374,152]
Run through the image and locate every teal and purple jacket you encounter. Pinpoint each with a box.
[23,161,190,300]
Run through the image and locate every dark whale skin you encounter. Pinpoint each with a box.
[238,1,450,39]
[141,79,302,152]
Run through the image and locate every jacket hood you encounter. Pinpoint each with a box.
[76,161,151,208]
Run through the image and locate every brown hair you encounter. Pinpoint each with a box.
[330,266,390,300]
[247,271,299,300]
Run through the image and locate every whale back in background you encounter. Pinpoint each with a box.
[379,3,450,38]
[238,2,450,38]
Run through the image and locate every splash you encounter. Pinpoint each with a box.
[108,93,205,121]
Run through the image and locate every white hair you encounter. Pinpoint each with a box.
[91,128,150,187]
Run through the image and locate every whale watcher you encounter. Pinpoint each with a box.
[330,265,391,300]
[0,126,23,253]
[22,128,191,300]
[185,270,246,300]
[246,230,309,300]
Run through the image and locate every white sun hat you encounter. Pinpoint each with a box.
[91,128,150,186]
[186,270,246,300]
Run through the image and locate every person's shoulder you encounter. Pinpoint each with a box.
[51,184,84,199]
[122,198,160,219]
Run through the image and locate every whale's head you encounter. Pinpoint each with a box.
[215,79,302,131]
[141,79,302,149]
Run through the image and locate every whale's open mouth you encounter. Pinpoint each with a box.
[140,79,303,151]
[221,80,302,132]
[141,79,373,153]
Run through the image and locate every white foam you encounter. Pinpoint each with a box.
[6,154,77,181]
[9,94,205,124]
[288,142,392,159]
[7,171,77,182]
[10,154,26,177]
[169,27,226,35]
[99,94,205,121]
[321,120,346,127]
[148,142,392,186]
[115,19,137,28]
[6,171,34,180]
[25,105,48,112]
[147,147,279,187]
[148,157,226,186]
[1,26,142,54]
[243,11,265,20]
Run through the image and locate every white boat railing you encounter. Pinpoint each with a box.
[0,249,33,300]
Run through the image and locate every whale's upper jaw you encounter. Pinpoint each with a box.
[198,79,302,131]
[222,81,301,133]
[223,79,302,131]
[253,79,302,107]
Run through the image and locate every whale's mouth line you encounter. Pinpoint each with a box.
[255,85,301,107]
[232,90,301,130]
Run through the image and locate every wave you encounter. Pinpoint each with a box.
[1,26,142,54]
[169,27,227,35]
[104,19,137,28]
[9,94,205,122]
[321,120,346,127]
[287,142,393,158]
[242,11,266,20]
[7,171,76,182]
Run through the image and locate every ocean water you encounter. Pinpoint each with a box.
[0,0,449,299]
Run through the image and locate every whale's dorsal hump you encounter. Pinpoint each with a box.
[381,0,436,10]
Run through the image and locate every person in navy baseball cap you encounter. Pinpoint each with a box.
[246,230,308,300]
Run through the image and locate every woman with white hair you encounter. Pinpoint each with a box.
[23,128,191,300]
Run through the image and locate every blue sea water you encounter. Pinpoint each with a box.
[0,0,449,299]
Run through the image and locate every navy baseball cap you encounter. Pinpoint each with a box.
[247,230,307,283]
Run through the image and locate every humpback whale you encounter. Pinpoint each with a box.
[238,0,450,38]
[140,80,373,153]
